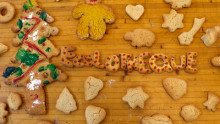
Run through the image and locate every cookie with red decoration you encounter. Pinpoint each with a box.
[105,55,120,72]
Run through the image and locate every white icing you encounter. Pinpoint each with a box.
[26,72,42,90]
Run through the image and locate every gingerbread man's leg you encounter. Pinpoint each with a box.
[89,19,106,40]
[77,17,89,40]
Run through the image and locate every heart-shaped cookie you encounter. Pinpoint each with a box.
[85,105,106,124]
[126,4,144,21]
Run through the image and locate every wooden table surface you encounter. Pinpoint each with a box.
[0,0,220,123]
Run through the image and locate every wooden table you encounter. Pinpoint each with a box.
[0,0,220,123]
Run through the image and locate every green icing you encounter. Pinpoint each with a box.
[39,11,47,21]
[15,47,39,67]
[38,66,45,72]
[45,47,51,52]
[38,37,46,44]
[38,64,60,79]
[23,0,35,10]
[17,19,23,30]
[11,67,23,77]
[43,81,50,85]
[18,31,24,40]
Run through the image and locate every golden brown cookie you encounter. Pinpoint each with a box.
[7,92,22,110]
[126,4,144,21]
[85,105,106,124]
[180,105,200,122]
[142,114,173,124]
[37,120,54,124]
[0,2,15,23]
[164,0,192,10]
[211,56,220,67]
[203,92,220,112]
[201,26,220,47]
[0,103,8,124]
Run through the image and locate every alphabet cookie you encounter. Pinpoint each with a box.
[170,55,186,70]
[0,103,8,124]
[186,52,198,73]
[180,105,200,122]
[164,0,192,10]
[0,2,15,23]
[85,105,106,124]
[118,53,131,70]
[203,92,220,112]
[127,56,139,72]
[141,114,173,124]
[124,29,156,47]
[125,4,144,21]
[163,78,187,100]
[105,55,120,72]
[162,9,184,32]
[201,26,220,47]
[7,92,22,110]
[72,0,115,40]
[84,76,103,101]
[93,50,105,69]
[61,46,76,67]
[211,56,220,67]
[0,43,8,54]
[139,52,152,74]
[178,17,205,45]
[122,87,149,109]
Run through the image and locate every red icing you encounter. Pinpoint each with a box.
[24,41,48,59]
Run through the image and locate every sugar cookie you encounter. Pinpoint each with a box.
[186,52,198,73]
[85,105,106,124]
[139,52,152,74]
[93,50,105,69]
[203,92,220,112]
[61,46,76,67]
[0,43,8,54]
[105,55,120,72]
[127,56,139,72]
[0,103,8,124]
[84,55,93,67]
[201,26,220,47]
[125,4,144,21]
[170,55,186,70]
[180,105,200,122]
[0,2,15,23]
[73,55,85,67]
[164,0,192,10]
[211,56,220,67]
[118,53,131,70]
[7,92,22,110]
[142,114,173,124]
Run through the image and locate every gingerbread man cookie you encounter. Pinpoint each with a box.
[72,0,115,40]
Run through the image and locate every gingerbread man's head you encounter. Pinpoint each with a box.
[85,0,102,5]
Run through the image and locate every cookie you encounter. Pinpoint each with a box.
[211,56,220,67]
[122,87,149,109]
[127,56,139,72]
[72,0,115,40]
[93,50,105,69]
[164,0,192,10]
[7,92,22,110]
[0,2,15,23]
[149,53,173,73]
[162,9,184,32]
[61,46,76,67]
[84,76,103,101]
[124,28,156,47]
[37,120,54,124]
[0,103,8,124]
[105,55,120,72]
[73,55,85,67]
[141,114,173,124]
[56,87,77,114]
[125,4,144,21]
[84,55,93,67]
[170,55,186,70]
[118,53,131,70]
[139,52,152,74]
[178,17,205,45]
[0,43,8,54]
[180,105,200,122]
[201,26,220,47]
[203,92,220,112]
[186,52,198,73]
[163,78,187,100]
[85,105,106,124]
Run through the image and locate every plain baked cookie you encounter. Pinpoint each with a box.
[124,28,155,48]
[122,86,149,109]
[125,4,144,21]
[180,105,200,122]
[7,92,22,110]
[0,2,15,23]
[85,105,106,124]
[84,76,103,101]
[0,43,8,54]
[203,92,220,112]
[201,26,220,47]
[162,78,187,100]
[0,103,8,124]
[164,0,192,10]
[56,87,77,114]
[141,114,173,124]
[37,120,54,124]
[211,56,220,67]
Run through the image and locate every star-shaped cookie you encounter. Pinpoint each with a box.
[162,9,184,32]
[122,87,149,109]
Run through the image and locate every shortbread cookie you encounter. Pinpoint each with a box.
[61,46,76,67]
[72,0,115,40]
[0,43,8,54]
[162,9,184,32]
[84,76,103,101]
[186,52,198,73]
[0,2,15,23]
[122,87,149,109]
[124,29,155,47]
[164,0,192,10]
[84,55,93,67]
[93,50,105,69]
[56,87,77,114]
[126,4,144,21]
[211,56,220,66]
[139,52,152,74]
[73,55,85,67]
[0,103,8,124]
[37,120,54,124]
[105,55,120,72]
[170,55,186,70]
[127,56,139,72]
[203,92,220,112]
[141,114,173,124]
[201,26,220,47]
[7,92,22,110]
[85,105,106,124]
[163,78,187,100]
[178,17,205,45]
[180,105,200,122]
[118,53,131,70]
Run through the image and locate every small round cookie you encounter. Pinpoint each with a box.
[180,105,200,122]
[7,92,22,110]
[37,120,54,124]
[211,56,220,67]
[105,55,120,72]
[0,2,15,23]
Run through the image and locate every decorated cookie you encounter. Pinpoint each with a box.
[141,114,173,124]
[0,103,8,124]
[61,46,76,67]
[7,92,22,110]
[37,120,54,124]
[73,55,85,67]
[124,28,156,47]
[202,26,220,47]
[84,55,93,67]
[178,17,205,45]
[125,4,144,21]
[186,52,198,73]
[180,105,200,122]
[139,52,152,74]
[0,43,8,54]
[84,76,103,101]
[203,92,220,112]
[149,53,173,73]
[93,50,105,69]
[0,2,15,23]
[127,56,139,72]
[105,55,120,72]
[163,78,187,100]
[85,105,106,124]
[164,0,192,10]
[118,53,131,70]
[162,9,184,32]
[122,87,149,109]
[56,87,77,114]
[170,55,186,70]
[72,0,115,40]
[211,56,220,67]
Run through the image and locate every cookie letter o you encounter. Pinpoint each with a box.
[105,55,120,72]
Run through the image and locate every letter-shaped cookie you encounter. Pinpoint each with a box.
[118,53,131,70]
[105,55,120,72]
[61,46,76,67]
[127,56,139,72]
[186,52,198,73]
[139,52,152,74]
[93,50,105,69]
[170,55,186,70]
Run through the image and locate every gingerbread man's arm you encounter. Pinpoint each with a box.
[103,6,115,24]
[72,5,86,19]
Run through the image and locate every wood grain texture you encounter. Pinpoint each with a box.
[0,0,220,123]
